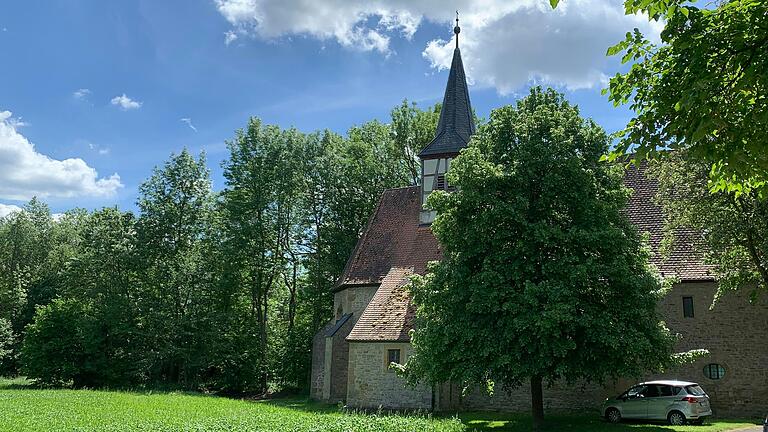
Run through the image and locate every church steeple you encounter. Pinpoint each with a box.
[418,13,475,158]
[419,13,475,224]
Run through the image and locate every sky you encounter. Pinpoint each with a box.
[0,0,662,217]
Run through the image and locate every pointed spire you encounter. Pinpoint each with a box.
[418,14,475,159]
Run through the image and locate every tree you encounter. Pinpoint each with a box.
[390,100,441,185]
[220,119,304,392]
[602,0,768,194]
[0,318,12,366]
[0,198,59,373]
[22,207,140,387]
[135,149,214,385]
[404,88,685,429]
[650,153,768,301]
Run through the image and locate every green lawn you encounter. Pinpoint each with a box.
[0,378,759,432]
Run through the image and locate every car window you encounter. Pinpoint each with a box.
[686,385,706,396]
[626,385,646,398]
[673,386,686,396]
[642,385,660,397]
[657,385,675,397]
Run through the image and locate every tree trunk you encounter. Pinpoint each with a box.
[531,375,545,431]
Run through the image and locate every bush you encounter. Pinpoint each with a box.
[21,299,105,387]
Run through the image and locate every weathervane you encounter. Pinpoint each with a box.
[454,10,460,49]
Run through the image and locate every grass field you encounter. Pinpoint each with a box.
[0,378,759,431]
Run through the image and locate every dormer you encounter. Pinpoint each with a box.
[419,16,475,225]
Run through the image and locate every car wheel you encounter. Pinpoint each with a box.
[668,411,686,426]
[606,408,622,424]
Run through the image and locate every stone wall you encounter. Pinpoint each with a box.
[650,281,768,418]
[460,380,620,413]
[346,342,433,410]
[333,285,379,321]
[460,282,768,417]
[310,284,379,402]
[309,320,333,400]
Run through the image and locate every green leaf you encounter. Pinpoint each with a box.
[549,0,560,8]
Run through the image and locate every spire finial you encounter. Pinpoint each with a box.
[454,10,460,49]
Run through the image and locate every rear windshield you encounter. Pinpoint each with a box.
[686,385,706,396]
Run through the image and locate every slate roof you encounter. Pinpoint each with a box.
[418,48,476,158]
[346,267,415,342]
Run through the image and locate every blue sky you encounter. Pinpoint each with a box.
[0,0,658,216]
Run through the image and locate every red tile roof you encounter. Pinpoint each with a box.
[338,186,442,287]
[339,167,711,291]
[347,267,415,342]
[623,164,712,281]
[344,165,713,342]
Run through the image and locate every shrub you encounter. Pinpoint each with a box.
[21,299,104,387]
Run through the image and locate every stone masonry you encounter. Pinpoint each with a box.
[346,342,433,410]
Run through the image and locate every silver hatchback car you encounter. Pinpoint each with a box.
[602,380,713,425]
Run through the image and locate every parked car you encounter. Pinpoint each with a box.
[602,380,712,425]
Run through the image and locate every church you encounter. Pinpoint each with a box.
[310,22,767,418]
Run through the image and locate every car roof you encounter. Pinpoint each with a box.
[641,380,699,387]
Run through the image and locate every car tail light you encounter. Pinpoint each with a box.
[681,396,699,403]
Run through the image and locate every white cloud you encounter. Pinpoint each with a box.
[73,88,91,100]
[87,141,110,155]
[0,110,123,201]
[0,203,21,219]
[180,118,198,132]
[215,0,661,92]
[110,94,142,110]
[224,30,239,45]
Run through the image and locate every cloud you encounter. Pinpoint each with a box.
[215,0,661,92]
[87,141,110,155]
[110,94,142,110]
[180,118,198,132]
[224,30,239,45]
[0,203,21,219]
[0,110,123,201]
[73,88,91,100]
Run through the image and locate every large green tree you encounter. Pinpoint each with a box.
[602,0,768,193]
[651,153,768,301]
[135,149,214,384]
[404,88,686,429]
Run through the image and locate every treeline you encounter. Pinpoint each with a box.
[0,101,439,393]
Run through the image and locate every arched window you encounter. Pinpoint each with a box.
[703,363,726,380]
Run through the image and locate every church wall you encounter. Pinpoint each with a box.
[648,281,768,418]
[333,285,379,321]
[346,342,433,410]
[310,284,380,402]
[460,282,768,418]
[310,320,333,400]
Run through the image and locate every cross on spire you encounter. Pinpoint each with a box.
[454,11,460,49]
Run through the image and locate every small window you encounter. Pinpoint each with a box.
[703,363,725,380]
[642,385,660,398]
[436,174,446,190]
[682,296,695,318]
[657,385,675,397]
[387,349,401,365]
